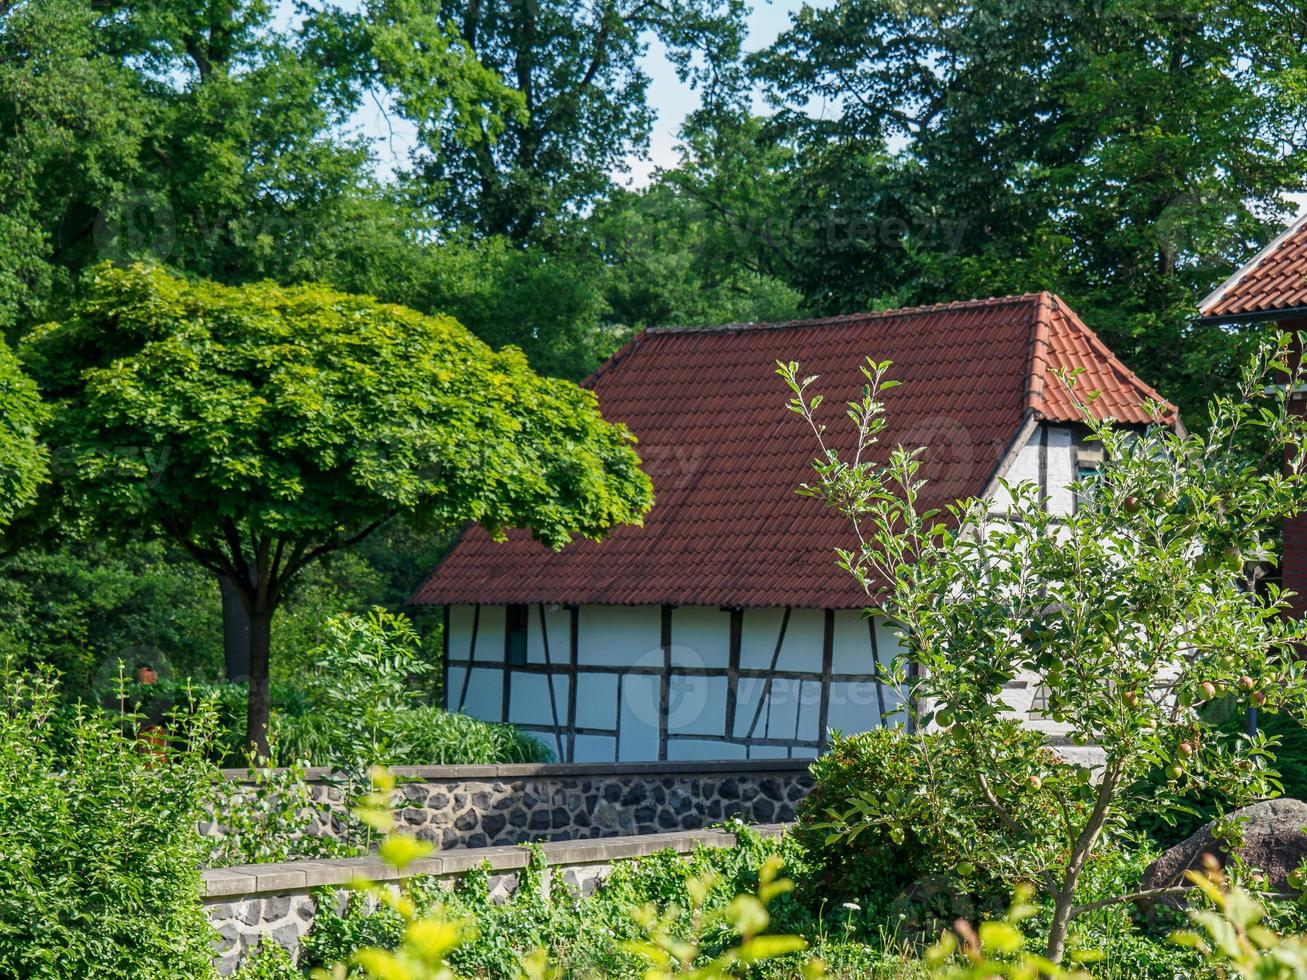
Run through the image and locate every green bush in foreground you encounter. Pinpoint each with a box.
[0,662,220,979]
[795,724,1062,929]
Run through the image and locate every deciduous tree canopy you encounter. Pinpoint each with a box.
[23,263,653,749]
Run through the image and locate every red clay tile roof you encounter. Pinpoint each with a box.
[1200,215,1307,321]
[412,292,1177,609]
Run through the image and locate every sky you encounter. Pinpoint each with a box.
[357,1,815,184]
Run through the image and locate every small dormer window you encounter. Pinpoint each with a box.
[1075,443,1104,484]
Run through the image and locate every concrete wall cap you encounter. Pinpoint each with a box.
[219,758,812,783]
[202,823,795,898]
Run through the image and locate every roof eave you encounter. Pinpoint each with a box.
[1195,306,1307,327]
[1198,212,1307,317]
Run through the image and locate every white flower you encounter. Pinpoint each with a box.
[841,901,861,912]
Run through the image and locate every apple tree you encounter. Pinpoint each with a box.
[23,263,654,753]
[781,336,1307,964]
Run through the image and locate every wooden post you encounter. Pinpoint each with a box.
[724,607,743,739]
[744,607,791,742]
[537,604,565,761]
[440,605,450,709]
[566,605,579,762]
[817,609,834,751]
[869,616,888,726]
[658,605,672,761]
[456,604,480,714]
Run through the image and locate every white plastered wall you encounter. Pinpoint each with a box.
[444,603,900,761]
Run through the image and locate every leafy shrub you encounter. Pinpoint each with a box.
[115,677,308,766]
[108,611,547,773]
[391,706,551,765]
[207,748,358,866]
[230,940,300,979]
[270,705,549,769]
[0,661,220,978]
[0,538,223,699]
[300,821,802,977]
[270,611,550,772]
[793,724,1065,928]
[292,784,1228,980]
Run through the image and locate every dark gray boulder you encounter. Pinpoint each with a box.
[1138,798,1307,911]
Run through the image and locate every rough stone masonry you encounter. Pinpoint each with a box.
[208,759,815,850]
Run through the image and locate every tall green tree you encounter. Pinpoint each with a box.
[0,0,517,330]
[752,0,1307,410]
[383,0,746,244]
[0,0,148,332]
[23,263,654,753]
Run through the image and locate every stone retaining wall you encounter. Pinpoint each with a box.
[204,824,787,974]
[212,759,813,850]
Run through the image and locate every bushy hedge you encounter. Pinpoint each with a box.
[272,703,552,767]
[117,679,550,768]
[792,724,1064,927]
[300,829,812,979]
[0,663,219,978]
[292,824,1211,980]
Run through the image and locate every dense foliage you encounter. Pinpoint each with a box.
[116,610,549,771]
[751,0,1307,412]
[282,771,1210,980]
[0,663,219,978]
[4,0,1306,745]
[0,336,45,530]
[795,725,1068,930]
[4,0,1307,974]
[0,538,223,697]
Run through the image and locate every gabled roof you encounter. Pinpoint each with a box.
[412,292,1177,610]
[1199,213,1307,322]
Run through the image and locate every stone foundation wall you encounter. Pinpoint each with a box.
[204,825,786,974]
[211,759,813,850]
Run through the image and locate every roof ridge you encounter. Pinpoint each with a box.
[1046,294,1179,422]
[1199,212,1307,317]
[644,293,1045,335]
[1025,292,1054,414]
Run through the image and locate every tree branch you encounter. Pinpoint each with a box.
[973,767,1059,896]
[279,513,396,583]
[1070,885,1191,917]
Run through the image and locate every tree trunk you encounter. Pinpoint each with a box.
[1046,887,1076,964]
[220,577,251,682]
[245,606,273,759]
[1046,765,1122,963]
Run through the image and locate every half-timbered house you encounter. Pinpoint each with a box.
[412,293,1178,762]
